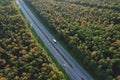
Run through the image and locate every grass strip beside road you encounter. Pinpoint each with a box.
[20,0,73,69]
[15,1,70,80]
[22,0,99,80]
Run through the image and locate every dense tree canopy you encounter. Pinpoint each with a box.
[24,0,120,80]
[0,0,65,80]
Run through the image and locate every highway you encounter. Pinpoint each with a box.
[16,0,94,80]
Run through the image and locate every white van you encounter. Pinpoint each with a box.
[53,39,56,43]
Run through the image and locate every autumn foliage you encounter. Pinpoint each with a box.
[0,0,64,80]
[25,0,120,80]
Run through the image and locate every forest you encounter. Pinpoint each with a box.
[0,0,65,80]
[24,0,120,80]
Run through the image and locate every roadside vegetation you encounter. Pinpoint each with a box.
[24,0,120,80]
[0,0,65,80]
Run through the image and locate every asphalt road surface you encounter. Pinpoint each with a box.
[16,0,94,80]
